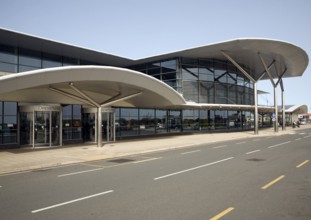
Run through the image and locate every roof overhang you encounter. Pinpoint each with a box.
[133,39,309,81]
[284,104,308,114]
[0,66,186,108]
[174,102,275,113]
[0,29,308,82]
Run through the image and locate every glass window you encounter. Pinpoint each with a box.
[168,110,181,132]
[155,109,167,133]
[199,67,214,81]
[73,105,81,119]
[227,73,236,84]
[215,83,227,104]
[148,67,161,76]
[215,69,227,83]
[80,59,97,65]
[182,109,199,131]
[148,62,161,69]
[19,48,41,67]
[182,66,198,80]
[199,81,208,103]
[62,105,82,141]
[206,82,214,103]
[139,109,155,135]
[0,45,17,63]
[4,102,17,115]
[42,53,62,68]
[162,72,176,80]
[119,108,139,137]
[228,85,237,104]
[183,81,199,102]
[63,57,78,66]
[0,62,17,73]
[1,102,17,144]
[161,59,177,73]
[18,65,39,72]
[215,110,228,129]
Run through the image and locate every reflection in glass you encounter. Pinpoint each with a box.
[183,110,199,131]
[139,109,155,135]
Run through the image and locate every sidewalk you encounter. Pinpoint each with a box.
[0,125,308,175]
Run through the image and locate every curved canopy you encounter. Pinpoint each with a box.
[135,39,309,81]
[0,66,186,108]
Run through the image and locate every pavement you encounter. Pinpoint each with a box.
[0,125,309,175]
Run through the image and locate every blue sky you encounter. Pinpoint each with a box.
[1,0,310,110]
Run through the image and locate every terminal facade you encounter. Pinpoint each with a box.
[0,28,308,148]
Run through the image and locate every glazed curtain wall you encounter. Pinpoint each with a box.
[129,58,254,105]
[0,102,17,145]
[114,107,257,138]
[114,108,182,138]
[62,105,82,142]
[0,44,100,74]
[181,58,254,105]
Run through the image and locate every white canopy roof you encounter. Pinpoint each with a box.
[0,66,186,108]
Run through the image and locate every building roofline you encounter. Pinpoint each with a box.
[0,27,309,81]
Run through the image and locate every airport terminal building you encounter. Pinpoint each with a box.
[0,28,308,148]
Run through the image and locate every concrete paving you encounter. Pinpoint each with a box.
[0,125,309,175]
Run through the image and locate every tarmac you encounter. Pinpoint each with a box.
[0,125,309,175]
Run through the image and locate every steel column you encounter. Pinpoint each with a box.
[254,82,259,135]
[221,51,258,135]
[97,106,102,147]
[274,86,278,132]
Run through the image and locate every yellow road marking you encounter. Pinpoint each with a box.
[210,207,234,220]
[261,175,285,190]
[296,160,309,168]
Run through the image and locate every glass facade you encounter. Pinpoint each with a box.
[0,44,98,74]
[62,105,82,142]
[0,102,17,145]
[130,58,254,105]
[0,42,273,148]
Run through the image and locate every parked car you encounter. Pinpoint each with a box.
[300,119,307,125]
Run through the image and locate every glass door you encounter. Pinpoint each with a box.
[34,111,50,146]
[102,111,115,143]
[82,113,96,142]
[51,111,60,146]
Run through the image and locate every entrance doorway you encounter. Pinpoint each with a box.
[20,104,61,147]
[82,108,115,143]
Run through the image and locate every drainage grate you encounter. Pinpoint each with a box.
[247,158,265,162]
[108,158,135,163]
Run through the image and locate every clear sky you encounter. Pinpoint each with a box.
[1,0,310,110]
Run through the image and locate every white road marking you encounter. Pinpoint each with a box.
[213,145,228,149]
[295,138,302,141]
[246,150,261,155]
[154,157,234,180]
[299,133,306,135]
[267,141,291,149]
[181,150,201,155]
[133,157,161,163]
[236,142,246,145]
[58,167,104,177]
[304,135,311,138]
[32,190,113,213]
[253,139,261,141]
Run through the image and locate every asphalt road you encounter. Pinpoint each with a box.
[1,128,310,220]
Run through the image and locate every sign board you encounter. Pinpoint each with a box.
[271,113,276,119]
